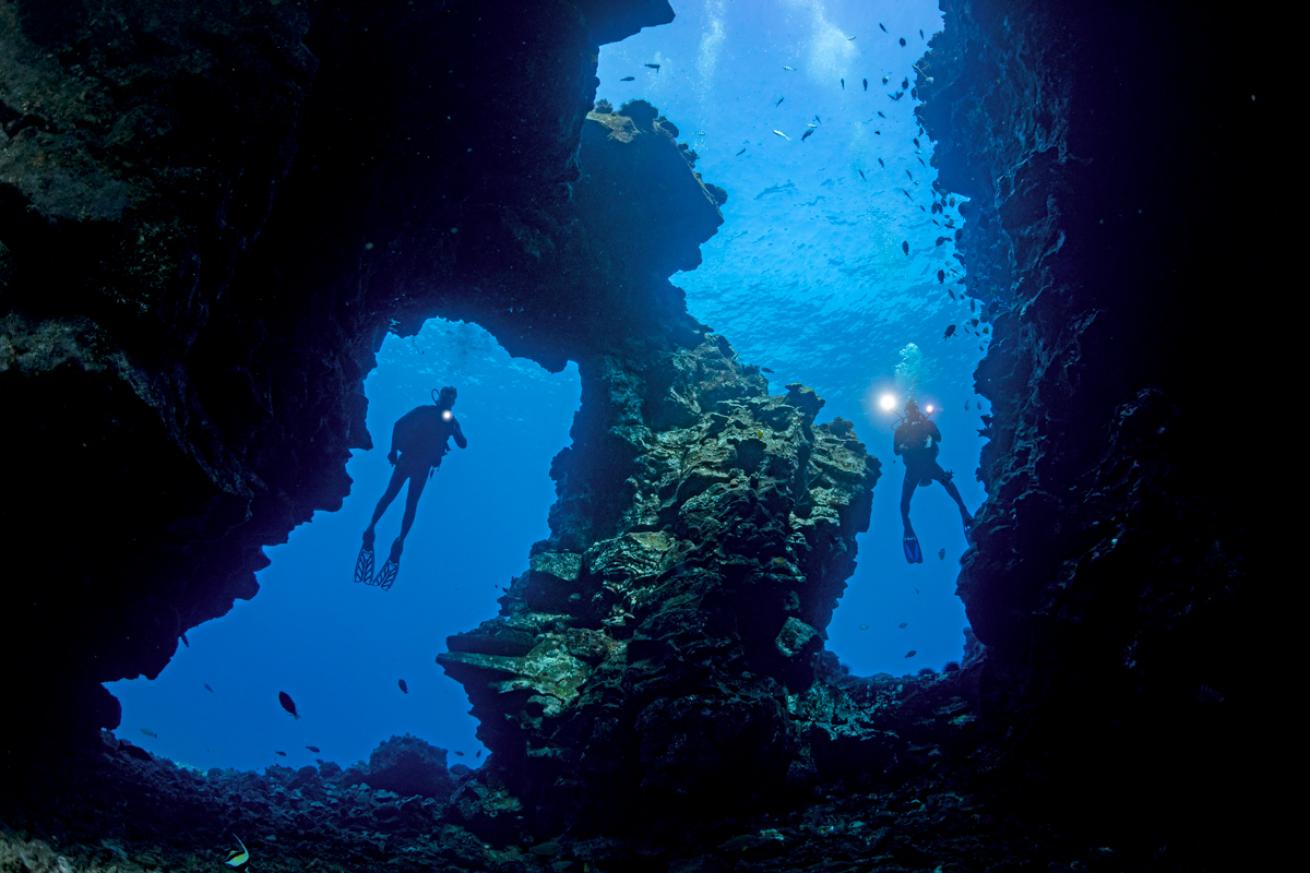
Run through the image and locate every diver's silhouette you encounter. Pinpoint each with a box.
[355,386,467,589]
[894,399,972,563]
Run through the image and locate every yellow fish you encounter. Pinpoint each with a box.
[225,835,249,868]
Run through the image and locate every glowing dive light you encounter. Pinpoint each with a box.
[878,392,897,413]
[925,404,935,414]
[442,410,453,421]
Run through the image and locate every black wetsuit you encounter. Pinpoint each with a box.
[367,405,467,560]
[894,416,967,533]
[391,405,467,471]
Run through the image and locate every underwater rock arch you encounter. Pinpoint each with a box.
[1,0,1258,868]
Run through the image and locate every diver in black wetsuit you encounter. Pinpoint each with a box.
[894,399,972,563]
[355,386,467,589]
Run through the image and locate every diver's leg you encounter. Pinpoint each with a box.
[900,469,923,562]
[365,463,407,546]
[933,468,973,528]
[900,468,918,537]
[390,467,430,560]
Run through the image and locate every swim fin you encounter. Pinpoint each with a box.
[354,544,375,585]
[374,558,399,591]
[903,535,923,564]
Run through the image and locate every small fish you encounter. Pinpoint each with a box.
[735,147,746,156]
[913,137,921,149]
[225,835,250,869]
[858,169,866,180]
[204,683,215,693]
[772,129,790,141]
[964,400,971,410]
[476,749,483,758]
[454,750,466,757]
[948,289,957,300]
[775,96,785,107]
[906,169,913,181]
[275,750,287,757]
[644,63,661,72]
[783,65,796,72]
[898,622,909,629]
[901,188,912,200]
[905,650,917,658]
[944,324,957,338]
[937,269,945,283]
[812,114,821,125]
[278,691,299,720]
[902,78,909,90]
[938,548,946,560]
[140,728,159,739]
[882,75,890,86]
[846,34,857,41]
[398,679,409,694]
[619,76,635,82]
[901,240,909,255]
[936,236,951,246]
[180,633,189,648]
[840,77,845,90]
[917,156,926,167]
[878,110,886,118]
[879,23,887,33]
[920,29,925,40]
[899,37,907,47]
[862,78,868,91]
[971,318,980,328]
[761,366,774,373]
[877,157,885,168]
[889,91,904,101]
[306,745,321,753]
[801,128,814,142]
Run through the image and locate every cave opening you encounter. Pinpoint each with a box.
[597,0,987,674]
[107,318,581,771]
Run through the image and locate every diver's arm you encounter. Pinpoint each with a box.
[930,422,942,443]
[387,420,400,464]
[453,419,468,449]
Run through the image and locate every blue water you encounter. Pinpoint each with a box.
[598,0,986,674]
[111,0,988,771]
[110,321,579,771]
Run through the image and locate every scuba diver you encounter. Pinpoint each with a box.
[894,399,973,563]
[355,386,467,590]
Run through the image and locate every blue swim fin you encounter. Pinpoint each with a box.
[354,543,374,585]
[903,535,923,564]
[374,558,399,591]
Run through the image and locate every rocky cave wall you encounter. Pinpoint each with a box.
[0,0,684,758]
[915,0,1262,857]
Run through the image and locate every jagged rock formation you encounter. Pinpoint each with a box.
[915,0,1262,865]
[0,0,675,756]
[440,336,877,834]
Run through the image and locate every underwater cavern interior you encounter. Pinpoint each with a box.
[0,0,1267,871]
